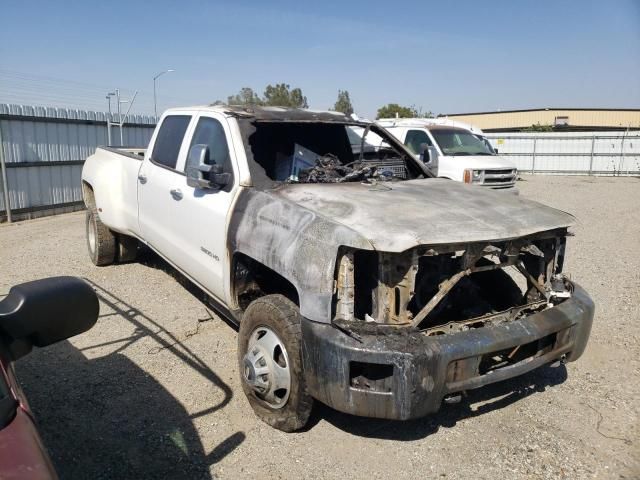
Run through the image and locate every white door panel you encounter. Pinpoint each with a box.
[138,114,195,267]
[169,113,238,302]
[138,165,187,264]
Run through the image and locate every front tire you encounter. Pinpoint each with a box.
[86,208,115,266]
[238,295,313,432]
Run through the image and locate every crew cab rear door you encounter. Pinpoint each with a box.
[138,112,195,269]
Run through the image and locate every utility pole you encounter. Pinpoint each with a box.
[153,69,174,120]
[104,89,138,146]
[117,90,139,146]
[116,89,123,145]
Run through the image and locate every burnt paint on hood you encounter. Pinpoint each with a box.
[272,178,575,252]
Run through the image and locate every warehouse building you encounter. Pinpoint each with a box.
[439,108,640,132]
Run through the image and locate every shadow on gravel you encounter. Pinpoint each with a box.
[16,278,244,479]
[311,364,567,440]
[85,279,234,420]
[137,247,239,332]
[17,340,244,479]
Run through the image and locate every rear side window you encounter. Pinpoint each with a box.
[404,129,432,154]
[151,115,191,169]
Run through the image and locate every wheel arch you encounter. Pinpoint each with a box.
[231,252,300,314]
[82,180,96,209]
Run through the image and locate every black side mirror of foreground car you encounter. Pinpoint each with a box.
[0,276,99,360]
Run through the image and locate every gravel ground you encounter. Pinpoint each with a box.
[0,175,638,479]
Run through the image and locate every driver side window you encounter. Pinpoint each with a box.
[404,129,432,154]
[186,117,233,181]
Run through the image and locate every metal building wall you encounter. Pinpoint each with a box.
[485,131,640,175]
[443,109,640,131]
[0,104,155,221]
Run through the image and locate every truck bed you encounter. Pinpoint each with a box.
[83,146,146,237]
[100,146,147,160]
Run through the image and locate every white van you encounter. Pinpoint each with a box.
[377,118,518,190]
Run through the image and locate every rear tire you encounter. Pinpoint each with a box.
[238,294,313,432]
[86,208,115,266]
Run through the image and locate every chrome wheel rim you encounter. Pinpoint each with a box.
[242,326,291,409]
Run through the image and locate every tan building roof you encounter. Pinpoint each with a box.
[439,108,640,132]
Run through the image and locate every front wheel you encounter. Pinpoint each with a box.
[238,295,313,432]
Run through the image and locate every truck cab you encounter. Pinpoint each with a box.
[377,118,518,190]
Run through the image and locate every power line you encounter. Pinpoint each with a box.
[0,68,201,106]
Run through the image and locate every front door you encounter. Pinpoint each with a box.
[168,112,239,303]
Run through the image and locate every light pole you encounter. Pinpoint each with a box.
[153,69,174,120]
[105,92,116,145]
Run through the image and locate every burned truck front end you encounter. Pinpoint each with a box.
[302,228,594,420]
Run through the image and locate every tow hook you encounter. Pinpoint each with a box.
[550,354,567,368]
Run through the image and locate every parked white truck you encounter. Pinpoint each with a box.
[377,118,518,190]
[82,105,593,431]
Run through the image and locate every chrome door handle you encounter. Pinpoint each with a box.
[170,188,183,200]
[138,174,147,184]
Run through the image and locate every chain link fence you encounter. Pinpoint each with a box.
[485,132,640,175]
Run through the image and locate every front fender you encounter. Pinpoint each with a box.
[228,188,372,322]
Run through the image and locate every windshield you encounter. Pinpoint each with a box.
[246,122,422,184]
[430,129,495,156]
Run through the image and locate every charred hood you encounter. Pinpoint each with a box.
[273,178,574,251]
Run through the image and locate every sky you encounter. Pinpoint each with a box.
[1,0,639,119]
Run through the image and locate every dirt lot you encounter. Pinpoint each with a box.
[0,175,638,479]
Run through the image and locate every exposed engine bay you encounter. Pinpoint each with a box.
[291,154,398,184]
[333,228,571,335]
[244,121,417,184]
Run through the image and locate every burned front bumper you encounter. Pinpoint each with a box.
[301,282,594,420]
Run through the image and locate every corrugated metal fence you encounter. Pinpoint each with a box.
[0,104,156,222]
[485,131,640,175]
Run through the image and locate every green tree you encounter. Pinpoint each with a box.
[413,105,435,118]
[263,83,308,108]
[522,122,554,132]
[227,87,263,106]
[333,90,354,115]
[376,103,419,119]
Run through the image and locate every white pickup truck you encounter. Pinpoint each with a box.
[377,118,518,190]
[82,105,593,431]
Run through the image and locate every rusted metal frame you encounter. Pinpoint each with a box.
[356,234,565,329]
[414,231,565,258]
[422,299,548,336]
[515,262,548,298]
[376,250,420,324]
[335,251,355,321]
[410,256,518,329]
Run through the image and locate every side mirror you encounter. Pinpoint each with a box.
[186,144,231,189]
[419,142,431,163]
[0,277,99,360]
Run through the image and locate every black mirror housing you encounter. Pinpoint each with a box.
[0,277,99,360]
[419,143,431,163]
[186,144,230,189]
